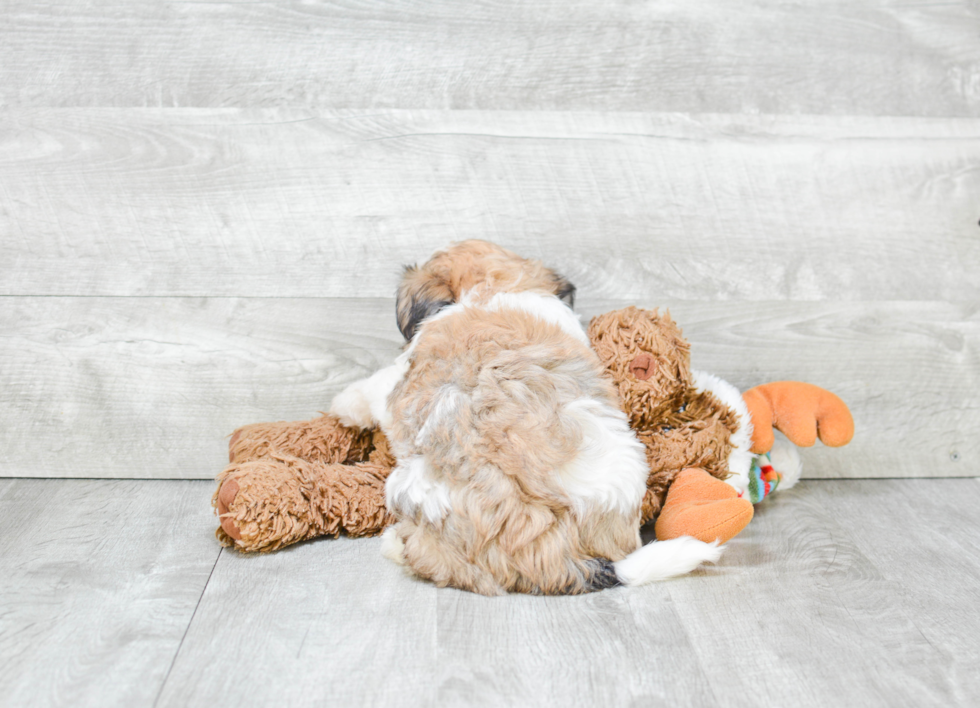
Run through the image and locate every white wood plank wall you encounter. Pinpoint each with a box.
[1,0,978,479]
[3,1,979,115]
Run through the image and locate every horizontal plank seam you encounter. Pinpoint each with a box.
[3,295,980,306]
[0,477,219,483]
[0,294,400,300]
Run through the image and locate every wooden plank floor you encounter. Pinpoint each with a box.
[0,479,219,707]
[1,477,978,708]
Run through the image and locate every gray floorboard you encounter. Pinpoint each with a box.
[668,480,980,708]
[157,477,980,708]
[432,579,718,706]
[809,479,980,703]
[0,479,220,708]
[3,478,976,707]
[155,533,440,708]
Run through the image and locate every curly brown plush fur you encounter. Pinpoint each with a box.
[215,424,395,552]
[228,414,376,466]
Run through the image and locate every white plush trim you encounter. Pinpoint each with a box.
[614,537,723,585]
[768,429,803,490]
[690,370,754,497]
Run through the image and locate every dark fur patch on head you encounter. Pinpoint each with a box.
[396,264,454,340]
[585,557,621,591]
[553,274,576,308]
[400,297,451,340]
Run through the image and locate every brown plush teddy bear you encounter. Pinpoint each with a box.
[214,307,853,553]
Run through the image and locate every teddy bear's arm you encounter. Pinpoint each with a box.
[743,381,854,454]
[214,454,394,552]
[228,414,374,466]
[216,416,395,552]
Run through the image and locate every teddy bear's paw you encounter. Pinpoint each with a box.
[212,456,325,553]
[227,416,376,466]
[215,478,243,540]
[227,423,280,464]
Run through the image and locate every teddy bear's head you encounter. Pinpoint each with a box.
[588,306,741,524]
[587,306,692,430]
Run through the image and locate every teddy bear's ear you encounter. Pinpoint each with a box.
[553,273,576,308]
[395,264,454,340]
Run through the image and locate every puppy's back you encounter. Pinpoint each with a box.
[385,302,649,595]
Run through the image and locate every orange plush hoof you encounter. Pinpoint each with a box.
[655,468,754,544]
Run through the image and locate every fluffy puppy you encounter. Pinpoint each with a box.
[331,240,720,595]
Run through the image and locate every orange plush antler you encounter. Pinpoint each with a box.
[743,381,854,454]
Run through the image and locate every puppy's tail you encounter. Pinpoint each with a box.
[586,537,723,590]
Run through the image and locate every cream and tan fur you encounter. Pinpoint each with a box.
[331,241,720,595]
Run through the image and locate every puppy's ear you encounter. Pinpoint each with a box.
[396,265,454,340]
[553,273,576,308]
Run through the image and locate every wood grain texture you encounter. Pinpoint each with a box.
[664,477,980,708]
[432,581,716,706]
[148,479,980,707]
[1,296,975,479]
[0,297,404,479]
[3,109,978,300]
[0,479,219,708]
[155,534,439,708]
[158,532,716,708]
[810,478,980,704]
[3,0,979,116]
[656,299,980,480]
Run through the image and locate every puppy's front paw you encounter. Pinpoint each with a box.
[380,526,407,565]
[330,382,375,429]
